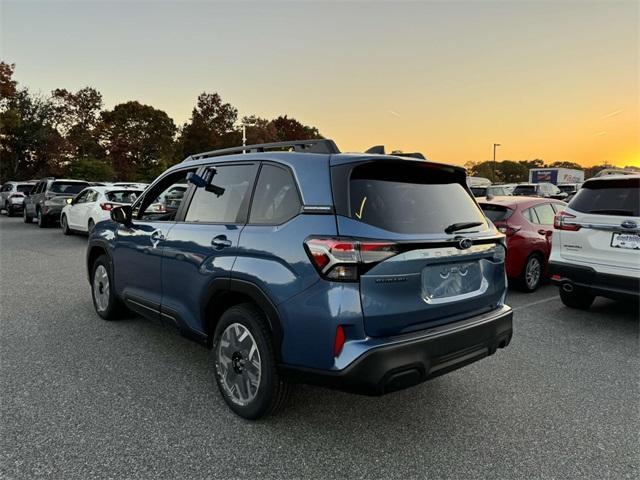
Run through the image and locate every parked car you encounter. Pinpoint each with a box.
[23,178,90,227]
[513,182,567,200]
[86,139,513,419]
[0,181,36,216]
[61,186,143,235]
[549,174,639,309]
[479,196,567,291]
[557,183,581,196]
[470,185,511,198]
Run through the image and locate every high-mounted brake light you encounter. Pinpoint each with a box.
[304,238,398,281]
[554,211,581,231]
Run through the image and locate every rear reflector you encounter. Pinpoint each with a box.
[334,325,346,357]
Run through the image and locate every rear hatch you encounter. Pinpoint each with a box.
[330,158,506,337]
[554,176,640,271]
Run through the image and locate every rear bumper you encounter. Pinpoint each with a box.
[280,305,513,395]
[549,261,639,300]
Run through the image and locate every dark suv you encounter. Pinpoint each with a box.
[24,178,90,227]
[87,139,513,419]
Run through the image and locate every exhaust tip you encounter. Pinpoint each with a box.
[562,283,574,293]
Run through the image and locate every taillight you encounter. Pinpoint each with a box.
[304,237,398,281]
[554,211,581,231]
[497,225,521,236]
[100,202,115,211]
[333,325,346,357]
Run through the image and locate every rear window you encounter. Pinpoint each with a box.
[558,185,575,193]
[513,185,536,195]
[480,204,513,222]
[345,161,487,234]
[17,184,33,193]
[106,190,142,203]
[569,177,639,216]
[50,182,89,194]
[470,187,486,197]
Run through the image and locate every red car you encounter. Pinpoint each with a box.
[479,196,566,292]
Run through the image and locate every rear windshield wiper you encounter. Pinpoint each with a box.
[588,209,634,215]
[445,222,483,234]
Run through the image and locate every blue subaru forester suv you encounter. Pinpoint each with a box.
[87,139,512,419]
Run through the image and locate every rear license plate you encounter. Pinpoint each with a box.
[422,261,486,303]
[611,233,640,250]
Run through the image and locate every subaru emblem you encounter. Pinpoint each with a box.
[458,238,473,250]
[621,220,637,229]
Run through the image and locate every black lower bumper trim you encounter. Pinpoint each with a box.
[549,261,639,300]
[280,306,513,396]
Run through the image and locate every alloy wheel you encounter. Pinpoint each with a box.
[93,265,110,312]
[525,256,541,290]
[216,323,262,406]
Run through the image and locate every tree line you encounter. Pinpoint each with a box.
[464,158,635,183]
[0,62,322,182]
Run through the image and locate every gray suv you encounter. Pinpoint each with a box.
[24,178,90,227]
[0,181,36,217]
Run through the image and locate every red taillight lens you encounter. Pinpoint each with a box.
[554,211,581,231]
[100,202,115,211]
[304,238,398,281]
[333,325,346,357]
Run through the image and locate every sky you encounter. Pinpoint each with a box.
[1,0,638,167]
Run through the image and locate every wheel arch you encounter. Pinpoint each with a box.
[202,278,283,358]
[86,243,112,283]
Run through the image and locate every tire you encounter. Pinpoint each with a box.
[91,254,125,320]
[37,209,47,228]
[61,214,73,235]
[23,207,32,223]
[87,219,95,235]
[518,254,543,292]
[559,287,595,310]
[212,303,290,420]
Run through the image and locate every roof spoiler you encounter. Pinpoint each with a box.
[365,146,426,160]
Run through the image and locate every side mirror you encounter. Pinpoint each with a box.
[111,205,133,226]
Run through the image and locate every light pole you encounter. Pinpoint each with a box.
[492,143,501,183]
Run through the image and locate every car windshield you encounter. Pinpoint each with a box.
[17,184,33,193]
[470,187,487,197]
[513,185,536,195]
[569,177,639,216]
[50,182,90,194]
[106,190,142,203]
[346,161,487,234]
[480,204,513,222]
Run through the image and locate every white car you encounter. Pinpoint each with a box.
[549,174,639,309]
[60,186,143,235]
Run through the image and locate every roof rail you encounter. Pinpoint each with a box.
[185,139,340,162]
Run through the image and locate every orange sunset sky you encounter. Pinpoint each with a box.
[2,0,638,167]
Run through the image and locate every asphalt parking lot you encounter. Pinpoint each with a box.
[0,215,638,480]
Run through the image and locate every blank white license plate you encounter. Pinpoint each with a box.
[611,233,640,250]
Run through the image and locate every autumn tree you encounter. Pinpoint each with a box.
[176,92,238,159]
[98,101,176,181]
[271,115,321,141]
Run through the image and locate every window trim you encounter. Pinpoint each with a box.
[246,162,303,226]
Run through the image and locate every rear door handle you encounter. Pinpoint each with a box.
[211,235,232,249]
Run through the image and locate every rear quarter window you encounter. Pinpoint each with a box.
[568,177,640,216]
[337,160,487,234]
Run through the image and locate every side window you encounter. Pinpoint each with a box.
[533,203,555,225]
[249,164,301,224]
[523,207,538,223]
[1,184,10,192]
[136,168,197,221]
[74,190,90,204]
[185,164,258,223]
[551,203,565,213]
[36,182,45,194]
[87,191,99,203]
